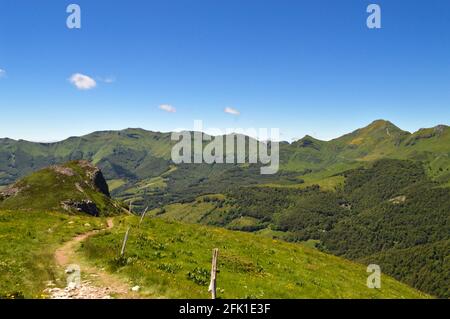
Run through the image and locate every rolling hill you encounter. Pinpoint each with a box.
[0,160,123,216]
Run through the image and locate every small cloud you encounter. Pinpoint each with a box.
[158,104,176,113]
[224,107,240,116]
[69,73,97,90]
[0,69,6,78]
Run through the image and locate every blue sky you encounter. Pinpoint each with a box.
[0,0,449,142]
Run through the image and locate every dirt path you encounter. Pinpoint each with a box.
[46,218,140,299]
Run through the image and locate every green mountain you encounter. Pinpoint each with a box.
[1,120,449,210]
[0,129,173,186]
[0,120,449,297]
[0,160,123,216]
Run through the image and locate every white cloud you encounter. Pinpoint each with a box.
[0,69,6,78]
[224,107,240,116]
[158,104,176,113]
[69,73,97,90]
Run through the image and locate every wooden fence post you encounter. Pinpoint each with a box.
[208,248,219,299]
[120,227,131,257]
[129,200,133,214]
[139,206,149,226]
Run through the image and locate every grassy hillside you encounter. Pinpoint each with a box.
[0,210,427,299]
[0,210,105,298]
[80,215,428,299]
[0,161,123,216]
[152,159,450,298]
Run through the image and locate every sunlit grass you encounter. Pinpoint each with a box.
[80,216,429,299]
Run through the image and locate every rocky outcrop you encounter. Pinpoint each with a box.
[61,200,100,217]
[0,187,20,199]
[90,168,110,197]
[51,166,75,176]
[77,160,110,197]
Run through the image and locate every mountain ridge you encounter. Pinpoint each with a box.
[1,119,448,144]
[1,119,449,207]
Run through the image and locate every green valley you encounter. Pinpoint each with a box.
[0,120,449,299]
[151,159,450,298]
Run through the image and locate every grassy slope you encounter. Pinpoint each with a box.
[0,210,104,298]
[0,161,121,215]
[149,194,229,223]
[80,215,427,299]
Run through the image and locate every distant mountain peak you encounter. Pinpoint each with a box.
[365,119,401,131]
[331,120,407,147]
[369,119,390,125]
[291,135,326,150]
[302,134,318,140]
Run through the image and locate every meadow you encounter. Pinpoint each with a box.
[80,215,428,299]
[0,210,104,298]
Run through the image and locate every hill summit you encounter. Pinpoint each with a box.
[0,160,123,216]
